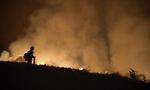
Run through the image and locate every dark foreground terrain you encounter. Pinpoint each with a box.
[0,61,149,90]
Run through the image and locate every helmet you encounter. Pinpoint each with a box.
[30,46,34,50]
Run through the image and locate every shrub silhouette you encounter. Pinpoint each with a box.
[129,68,146,81]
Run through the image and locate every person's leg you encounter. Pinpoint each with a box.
[33,57,35,64]
[27,60,29,64]
[28,59,32,64]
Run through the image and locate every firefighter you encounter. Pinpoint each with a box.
[24,46,35,64]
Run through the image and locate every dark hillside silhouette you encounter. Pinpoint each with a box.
[0,61,149,90]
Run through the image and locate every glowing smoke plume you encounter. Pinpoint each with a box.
[9,0,110,71]
[0,0,150,79]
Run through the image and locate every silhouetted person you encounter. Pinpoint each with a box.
[24,46,35,64]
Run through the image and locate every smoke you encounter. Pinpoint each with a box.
[0,50,11,61]
[8,0,110,72]
[1,0,150,79]
[108,0,150,78]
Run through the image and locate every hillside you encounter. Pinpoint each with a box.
[0,61,149,90]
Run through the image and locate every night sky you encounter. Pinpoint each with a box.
[0,0,38,51]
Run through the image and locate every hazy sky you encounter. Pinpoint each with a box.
[0,0,150,79]
[0,0,37,51]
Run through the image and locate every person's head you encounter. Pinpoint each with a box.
[30,46,34,51]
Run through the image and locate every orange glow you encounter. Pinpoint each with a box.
[36,60,46,65]
[79,67,84,71]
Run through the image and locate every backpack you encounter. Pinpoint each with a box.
[24,53,29,61]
